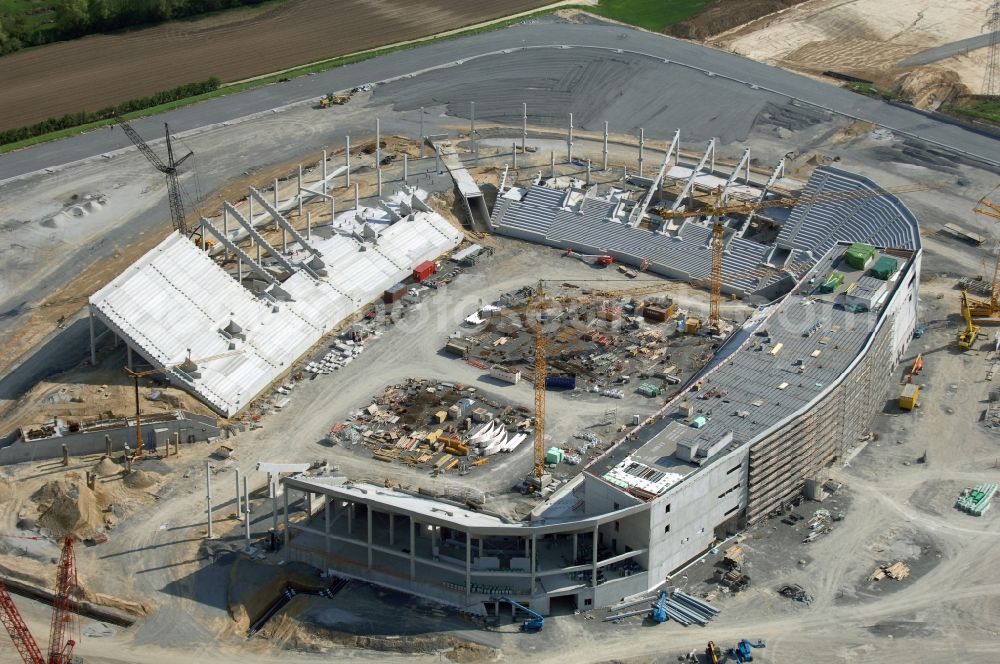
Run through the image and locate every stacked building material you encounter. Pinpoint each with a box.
[956,483,998,516]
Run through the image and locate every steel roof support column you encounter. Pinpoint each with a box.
[321,149,328,196]
[324,495,331,554]
[638,128,645,177]
[567,113,574,163]
[419,106,425,157]
[591,524,598,588]
[409,519,416,581]
[345,136,351,188]
[470,101,476,161]
[283,487,290,558]
[530,533,537,595]
[366,507,373,570]
[603,121,609,171]
[465,534,472,600]
[89,309,97,366]
[522,102,527,153]
[205,461,214,539]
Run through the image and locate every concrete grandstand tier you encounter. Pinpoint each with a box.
[90,191,461,416]
[490,165,920,297]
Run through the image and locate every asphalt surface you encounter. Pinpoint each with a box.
[899,31,999,67]
[1,17,999,183]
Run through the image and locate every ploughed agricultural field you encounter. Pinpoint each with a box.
[0,0,550,131]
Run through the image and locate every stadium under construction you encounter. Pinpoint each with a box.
[281,134,921,615]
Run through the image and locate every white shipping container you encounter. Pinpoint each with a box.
[489,365,522,384]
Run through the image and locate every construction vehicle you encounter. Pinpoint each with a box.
[318,92,352,108]
[903,353,923,383]
[959,290,981,350]
[564,249,613,266]
[649,590,669,623]
[964,185,1000,320]
[119,118,193,235]
[123,349,242,457]
[495,596,544,631]
[706,642,722,664]
[726,639,766,663]
[193,236,215,251]
[899,383,919,410]
[0,536,78,664]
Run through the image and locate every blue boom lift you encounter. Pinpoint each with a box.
[727,639,766,662]
[649,590,669,623]
[496,597,544,632]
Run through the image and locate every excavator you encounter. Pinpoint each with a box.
[959,290,981,351]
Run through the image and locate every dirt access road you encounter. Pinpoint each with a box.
[0,0,552,131]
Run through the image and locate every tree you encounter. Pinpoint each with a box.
[0,18,23,55]
[87,0,113,31]
[55,0,91,37]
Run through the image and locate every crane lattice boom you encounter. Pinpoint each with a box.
[709,223,724,330]
[118,119,193,234]
[0,535,78,664]
[0,584,45,664]
[47,537,77,664]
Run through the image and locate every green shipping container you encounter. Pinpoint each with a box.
[819,272,844,293]
[638,383,660,397]
[844,243,876,270]
[869,255,899,280]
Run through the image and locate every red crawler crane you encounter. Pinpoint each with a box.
[0,536,78,664]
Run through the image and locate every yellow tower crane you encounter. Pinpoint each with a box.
[655,181,943,332]
[965,185,1000,320]
[524,279,681,486]
[123,350,242,457]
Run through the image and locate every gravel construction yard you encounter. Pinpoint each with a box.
[0,0,552,131]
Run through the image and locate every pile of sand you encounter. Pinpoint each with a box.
[123,470,157,489]
[893,68,969,109]
[93,457,122,477]
[32,477,107,539]
[0,481,15,504]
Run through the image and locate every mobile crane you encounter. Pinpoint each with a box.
[0,536,78,664]
[649,590,669,623]
[959,290,981,351]
[495,596,544,632]
[726,639,766,663]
